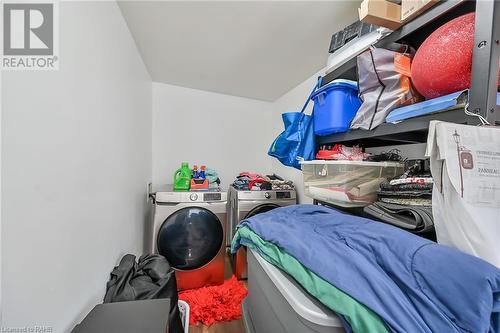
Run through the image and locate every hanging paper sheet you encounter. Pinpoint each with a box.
[426,121,500,267]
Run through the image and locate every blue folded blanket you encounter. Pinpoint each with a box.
[235,204,500,333]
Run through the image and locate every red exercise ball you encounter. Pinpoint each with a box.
[411,12,500,99]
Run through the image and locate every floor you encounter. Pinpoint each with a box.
[188,252,246,333]
[188,320,245,333]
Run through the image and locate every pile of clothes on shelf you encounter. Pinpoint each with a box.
[316,144,371,161]
[232,172,294,191]
[317,144,404,163]
[364,160,435,238]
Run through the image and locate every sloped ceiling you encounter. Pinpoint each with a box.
[118,1,359,101]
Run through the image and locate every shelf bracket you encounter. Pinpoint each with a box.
[469,0,500,124]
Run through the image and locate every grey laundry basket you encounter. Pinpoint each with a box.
[243,249,345,333]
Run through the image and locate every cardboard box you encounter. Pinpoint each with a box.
[359,0,402,31]
[401,0,439,22]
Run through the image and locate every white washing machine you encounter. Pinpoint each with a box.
[227,186,297,279]
[150,187,227,291]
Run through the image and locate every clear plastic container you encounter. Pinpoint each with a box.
[300,160,404,207]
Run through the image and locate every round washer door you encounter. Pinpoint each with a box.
[245,203,280,219]
[157,207,223,270]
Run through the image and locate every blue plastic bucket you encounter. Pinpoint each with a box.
[311,80,361,136]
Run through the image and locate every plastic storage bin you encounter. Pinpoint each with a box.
[311,80,361,136]
[242,248,344,333]
[300,160,404,207]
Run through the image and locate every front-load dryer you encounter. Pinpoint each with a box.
[227,186,297,279]
[150,187,227,291]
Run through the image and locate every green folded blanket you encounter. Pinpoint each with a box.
[232,226,388,333]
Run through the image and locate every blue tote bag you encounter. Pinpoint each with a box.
[268,78,321,170]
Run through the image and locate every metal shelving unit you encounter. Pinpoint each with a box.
[317,108,471,147]
[319,0,499,147]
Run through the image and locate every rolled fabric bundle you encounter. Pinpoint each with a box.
[364,202,434,233]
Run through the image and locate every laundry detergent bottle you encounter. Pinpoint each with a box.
[173,162,191,191]
[199,165,206,179]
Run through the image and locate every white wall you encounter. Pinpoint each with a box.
[152,82,274,188]
[1,2,151,332]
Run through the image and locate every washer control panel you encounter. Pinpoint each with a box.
[234,188,296,201]
[276,191,292,199]
[154,189,227,203]
[203,193,222,202]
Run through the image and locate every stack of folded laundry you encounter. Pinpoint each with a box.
[232,173,294,191]
[266,174,294,190]
[232,173,264,190]
[364,161,434,236]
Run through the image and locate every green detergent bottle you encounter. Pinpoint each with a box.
[173,162,191,191]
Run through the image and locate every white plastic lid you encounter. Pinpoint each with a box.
[300,159,403,167]
[250,249,343,327]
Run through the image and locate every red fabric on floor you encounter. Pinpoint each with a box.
[179,276,248,326]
